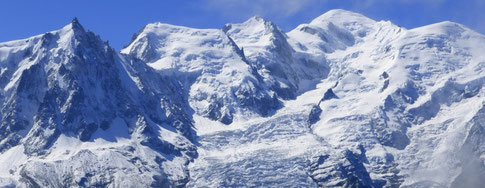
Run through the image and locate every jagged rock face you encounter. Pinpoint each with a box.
[308,146,378,188]
[122,23,280,124]
[2,9,485,188]
[0,20,196,187]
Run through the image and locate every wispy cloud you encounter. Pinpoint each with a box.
[348,0,446,11]
[201,0,446,19]
[202,0,326,20]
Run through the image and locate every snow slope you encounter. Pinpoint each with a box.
[1,9,485,187]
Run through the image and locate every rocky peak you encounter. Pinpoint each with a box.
[70,17,84,31]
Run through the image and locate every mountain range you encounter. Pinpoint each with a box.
[0,9,485,187]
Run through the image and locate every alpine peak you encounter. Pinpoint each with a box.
[66,17,86,34]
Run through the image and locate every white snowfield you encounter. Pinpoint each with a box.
[0,9,484,187]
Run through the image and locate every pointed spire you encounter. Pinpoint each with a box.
[72,17,79,24]
[70,17,85,33]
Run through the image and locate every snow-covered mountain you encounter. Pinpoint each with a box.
[1,9,485,187]
[122,22,281,125]
[0,19,196,187]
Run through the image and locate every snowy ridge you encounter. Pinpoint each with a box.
[0,9,485,187]
[223,16,329,99]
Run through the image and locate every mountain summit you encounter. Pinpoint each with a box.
[1,10,485,187]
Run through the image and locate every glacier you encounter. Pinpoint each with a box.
[0,9,485,187]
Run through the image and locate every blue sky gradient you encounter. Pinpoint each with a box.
[1,0,483,50]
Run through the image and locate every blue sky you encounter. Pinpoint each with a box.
[1,0,483,50]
